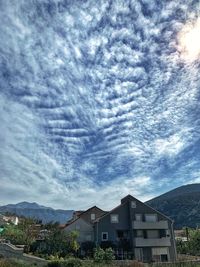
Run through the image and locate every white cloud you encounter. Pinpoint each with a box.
[0,0,200,210]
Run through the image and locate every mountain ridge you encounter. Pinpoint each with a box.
[1,183,200,228]
[0,202,73,224]
[146,183,200,229]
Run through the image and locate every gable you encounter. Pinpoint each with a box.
[96,194,172,224]
[79,206,106,223]
[64,217,92,232]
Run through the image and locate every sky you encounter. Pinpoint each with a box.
[1,0,200,210]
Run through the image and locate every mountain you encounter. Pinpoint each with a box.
[0,202,74,224]
[146,184,200,229]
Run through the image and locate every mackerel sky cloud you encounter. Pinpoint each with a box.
[1,0,200,210]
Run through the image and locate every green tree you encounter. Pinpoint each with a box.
[42,228,80,258]
[1,224,26,245]
[188,229,200,255]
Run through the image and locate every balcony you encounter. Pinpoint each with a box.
[133,220,169,230]
[134,237,171,247]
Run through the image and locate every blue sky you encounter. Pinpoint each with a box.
[1,0,200,210]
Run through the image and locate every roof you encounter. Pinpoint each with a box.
[65,206,106,228]
[94,202,126,222]
[76,206,105,217]
[94,194,173,223]
[64,216,92,229]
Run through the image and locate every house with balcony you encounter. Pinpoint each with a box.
[64,195,176,263]
[94,195,177,262]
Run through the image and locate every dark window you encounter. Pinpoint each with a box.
[161,254,168,262]
[160,229,166,238]
[102,232,108,241]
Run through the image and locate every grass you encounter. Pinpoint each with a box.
[1,259,200,267]
[0,258,46,267]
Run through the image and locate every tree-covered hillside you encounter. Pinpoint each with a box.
[146,184,200,229]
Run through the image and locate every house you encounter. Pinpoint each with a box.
[94,195,177,262]
[64,206,107,243]
[0,214,19,226]
[64,195,177,263]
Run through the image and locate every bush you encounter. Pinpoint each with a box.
[0,259,38,267]
[93,247,115,264]
[100,241,115,249]
[47,261,62,267]
[81,241,95,257]
[48,259,83,267]
[93,247,105,263]
[62,258,83,267]
[104,248,115,264]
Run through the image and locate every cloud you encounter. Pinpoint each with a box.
[0,0,200,210]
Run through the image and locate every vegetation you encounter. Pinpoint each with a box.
[0,259,41,267]
[31,229,79,258]
[0,218,80,259]
[176,228,200,256]
[94,247,115,264]
[0,259,144,267]
[47,258,83,267]
[0,217,37,248]
[80,241,95,257]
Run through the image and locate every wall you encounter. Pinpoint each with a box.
[64,217,94,243]
[0,243,47,266]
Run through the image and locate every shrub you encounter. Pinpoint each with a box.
[104,248,115,263]
[0,259,38,267]
[100,241,115,249]
[93,247,115,264]
[93,247,105,263]
[47,261,62,267]
[61,258,83,267]
[81,241,95,257]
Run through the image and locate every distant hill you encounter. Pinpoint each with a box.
[146,184,200,229]
[0,202,73,224]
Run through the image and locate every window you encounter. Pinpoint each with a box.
[131,201,136,208]
[152,248,169,262]
[102,232,108,241]
[111,214,119,223]
[91,213,95,220]
[145,214,157,222]
[135,214,142,221]
[117,230,128,239]
[160,229,166,238]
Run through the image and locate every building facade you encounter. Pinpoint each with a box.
[65,195,177,263]
[64,206,106,243]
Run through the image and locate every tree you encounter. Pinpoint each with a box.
[1,224,26,245]
[38,228,80,258]
[188,229,200,255]
[176,228,200,256]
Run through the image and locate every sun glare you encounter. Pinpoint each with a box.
[178,18,200,62]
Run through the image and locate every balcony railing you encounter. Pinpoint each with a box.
[134,237,171,247]
[133,220,169,229]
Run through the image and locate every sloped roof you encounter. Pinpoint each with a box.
[94,194,173,223]
[65,206,107,228]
